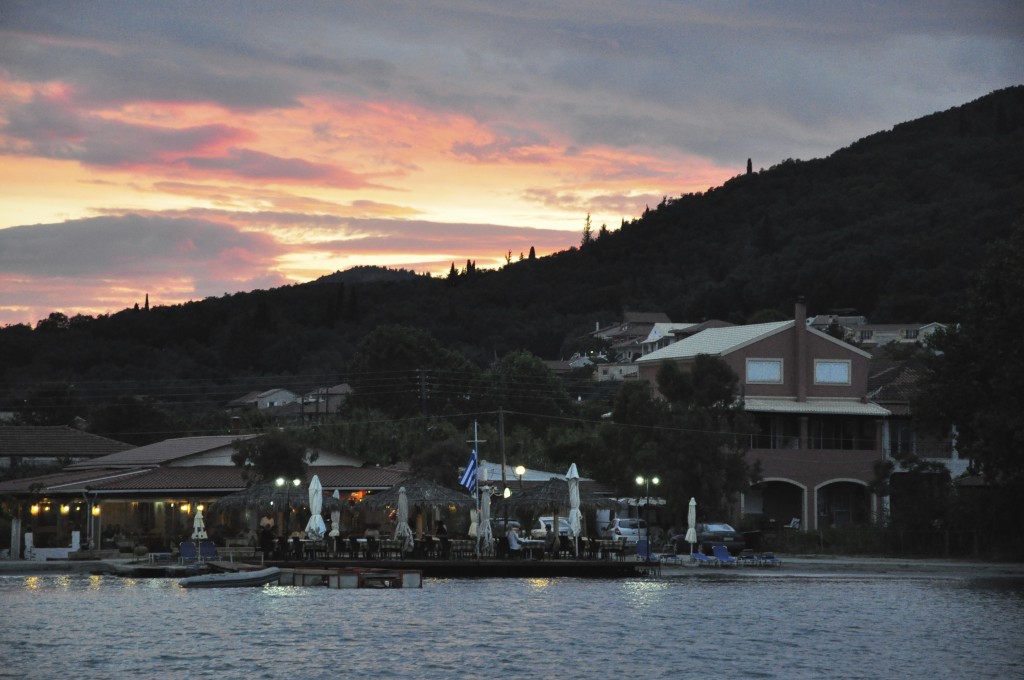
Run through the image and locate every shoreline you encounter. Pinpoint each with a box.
[2,554,1023,579]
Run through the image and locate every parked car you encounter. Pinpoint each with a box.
[601,517,647,544]
[530,516,572,539]
[696,522,745,555]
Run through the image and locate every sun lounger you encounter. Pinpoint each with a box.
[691,551,717,566]
[712,544,738,566]
[760,552,782,567]
[738,549,759,566]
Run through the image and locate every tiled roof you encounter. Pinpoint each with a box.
[867,359,926,415]
[0,467,141,494]
[637,321,792,362]
[743,397,890,417]
[65,434,259,470]
[0,425,134,458]
[0,464,406,496]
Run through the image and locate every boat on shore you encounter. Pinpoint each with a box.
[179,566,280,588]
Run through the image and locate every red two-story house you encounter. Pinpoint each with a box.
[636,299,890,531]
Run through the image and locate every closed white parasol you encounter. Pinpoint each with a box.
[192,508,207,541]
[567,463,582,556]
[329,489,341,537]
[478,488,493,557]
[394,486,415,554]
[304,474,327,540]
[685,497,698,555]
[330,488,341,554]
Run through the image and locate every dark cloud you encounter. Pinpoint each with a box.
[0,214,283,278]
[2,94,249,166]
[178,148,368,185]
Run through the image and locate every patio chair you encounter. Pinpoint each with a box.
[712,544,738,566]
[179,540,198,564]
[691,551,717,566]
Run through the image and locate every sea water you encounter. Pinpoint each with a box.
[1,571,1021,679]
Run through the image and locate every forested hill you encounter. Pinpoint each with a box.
[2,86,1022,392]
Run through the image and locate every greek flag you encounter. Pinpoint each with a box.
[460,449,478,496]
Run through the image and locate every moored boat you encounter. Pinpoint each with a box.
[179,566,280,588]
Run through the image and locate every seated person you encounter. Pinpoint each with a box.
[506,526,522,558]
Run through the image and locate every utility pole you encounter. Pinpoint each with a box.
[499,407,507,495]
[498,407,508,535]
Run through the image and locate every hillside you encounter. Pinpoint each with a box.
[2,86,1022,400]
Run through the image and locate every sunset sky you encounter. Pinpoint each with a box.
[1,2,1021,327]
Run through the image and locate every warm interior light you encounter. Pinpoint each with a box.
[181,503,191,514]
[91,506,101,516]
[197,504,205,512]
[30,504,40,515]
[60,504,70,514]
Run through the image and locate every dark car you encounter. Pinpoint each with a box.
[696,522,745,555]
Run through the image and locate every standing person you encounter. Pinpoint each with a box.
[258,525,275,559]
[544,524,556,559]
[435,520,449,558]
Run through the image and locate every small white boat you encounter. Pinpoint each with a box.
[179,566,281,588]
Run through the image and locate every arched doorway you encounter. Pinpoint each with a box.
[746,479,804,529]
[816,480,871,527]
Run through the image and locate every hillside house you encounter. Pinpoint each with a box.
[227,388,300,411]
[637,299,890,531]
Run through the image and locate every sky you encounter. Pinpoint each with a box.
[1,1,1021,327]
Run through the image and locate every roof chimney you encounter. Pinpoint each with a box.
[795,296,807,402]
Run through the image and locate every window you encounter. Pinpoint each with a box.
[859,330,873,340]
[904,329,919,340]
[747,359,783,384]
[815,360,851,384]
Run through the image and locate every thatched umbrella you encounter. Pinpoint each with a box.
[494,477,620,553]
[362,477,476,539]
[210,479,343,514]
[360,477,476,513]
[494,477,620,516]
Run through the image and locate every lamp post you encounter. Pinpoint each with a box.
[635,475,659,560]
[514,465,526,490]
[276,476,302,533]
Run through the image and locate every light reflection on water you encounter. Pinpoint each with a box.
[1,572,1022,679]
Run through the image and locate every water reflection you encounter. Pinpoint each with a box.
[1,573,1022,679]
